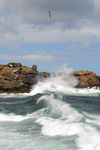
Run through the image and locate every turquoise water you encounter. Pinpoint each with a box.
[0,73,100,150]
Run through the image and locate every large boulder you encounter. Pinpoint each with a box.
[73,71,100,88]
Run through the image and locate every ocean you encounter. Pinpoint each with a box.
[0,71,100,150]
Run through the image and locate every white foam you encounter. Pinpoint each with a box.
[74,87,100,96]
[0,113,29,122]
[0,93,30,98]
[37,94,82,122]
[76,130,100,150]
[36,117,83,136]
[35,93,83,136]
[35,108,100,150]
[84,112,100,126]
[0,107,48,122]
[36,93,100,150]
[77,113,100,150]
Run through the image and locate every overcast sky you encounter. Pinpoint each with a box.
[0,0,100,74]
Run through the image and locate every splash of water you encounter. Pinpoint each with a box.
[30,64,77,95]
[30,64,100,96]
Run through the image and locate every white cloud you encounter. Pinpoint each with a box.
[0,53,54,64]
[0,0,6,9]
[1,21,100,48]
[19,54,54,63]
[94,0,100,15]
[0,0,100,47]
[68,44,79,50]
[80,41,90,50]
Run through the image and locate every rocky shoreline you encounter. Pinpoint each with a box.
[0,63,100,93]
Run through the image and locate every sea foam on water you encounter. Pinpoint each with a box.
[0,64,100,150]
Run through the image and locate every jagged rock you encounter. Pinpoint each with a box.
[32,65,37,71]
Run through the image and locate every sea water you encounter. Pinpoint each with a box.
[0,67,100,150]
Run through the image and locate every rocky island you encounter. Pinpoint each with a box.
[0,63,100,93]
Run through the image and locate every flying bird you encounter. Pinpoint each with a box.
[48,11,51,17]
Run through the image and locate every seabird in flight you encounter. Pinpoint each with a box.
[48,11,51,17]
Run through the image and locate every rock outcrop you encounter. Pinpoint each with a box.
[0,63,50,93]
[73,70,100,88]
[0,63,100,93]
[32,65,37,71]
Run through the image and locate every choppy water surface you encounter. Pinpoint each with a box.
[0,71,100,150]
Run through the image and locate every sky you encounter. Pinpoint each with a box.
[0,0,100,75]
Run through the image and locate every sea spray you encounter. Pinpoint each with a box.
[30,64,100,96]
[30,64,78,95]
